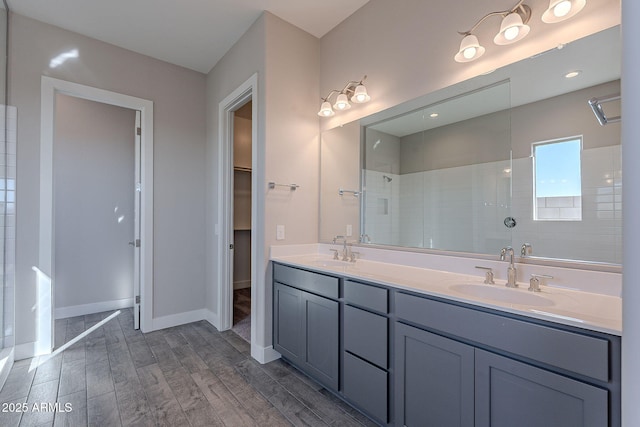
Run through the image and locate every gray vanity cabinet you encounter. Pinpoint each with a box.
[395,323,474,427]
[395,291,618,427]
[272,262,620,427]
[475,349,608,427]
[273,265,339,391]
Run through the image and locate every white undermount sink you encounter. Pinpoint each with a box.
[449,283,554,307]
[310,259,351,268]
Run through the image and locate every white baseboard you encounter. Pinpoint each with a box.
[151,309,209,331]
[252,344,281,364]
[15,341,47,360]
[55,298,133,319]
[0,347,14,389]
[233,280,251,290]
[204,310,219,329]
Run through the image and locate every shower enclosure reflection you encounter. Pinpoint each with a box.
[363,81,511,254]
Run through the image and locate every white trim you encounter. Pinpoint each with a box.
[204,309,219,328]
[216,74,259,357]
[54,298,134,320]
[253,345,281,365]
[0,348,14,389]
[15,342,38,360]
[233,280,252,289]
[40,77,155,350]
[151,309,208,331]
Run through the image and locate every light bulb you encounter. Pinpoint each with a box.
[334,93,351,110]
[455,34,485,63]
[494,12,529,45]
[317,101,335,117]
[542,0,586,23]
[351,84,370,103]
[463,46,477,59]
[553,0,572,17]
[504,26,519,41]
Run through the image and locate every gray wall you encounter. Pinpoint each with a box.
[399,110,511,174]
[512,80,620,158]
[11,13,207,345]
[206,12,320,356]
[53,94,135,311]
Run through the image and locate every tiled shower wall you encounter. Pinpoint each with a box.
[365,160,511,255]
[1,105,16,349]
[511,145,622,264]
[365,145,622,264]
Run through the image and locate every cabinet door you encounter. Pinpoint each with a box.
[273,283,304,365]
[303,291,339,390]
[395,323,474,427]
[475,349,608,427]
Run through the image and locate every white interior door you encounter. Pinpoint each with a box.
[133,110,142,329]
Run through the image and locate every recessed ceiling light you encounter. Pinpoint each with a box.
[430,113,439,118]
[565,70,581,78]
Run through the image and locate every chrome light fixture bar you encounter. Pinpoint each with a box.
[318,75,370,117]
[455,0,587,63]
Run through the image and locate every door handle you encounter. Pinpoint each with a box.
[129,239,140,247]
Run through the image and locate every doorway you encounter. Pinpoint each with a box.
[231,101,252,342]
[217,74,258,354]
[40,77,154,356]
[52,94,139,326]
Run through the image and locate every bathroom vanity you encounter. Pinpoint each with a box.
[272,255,621,427]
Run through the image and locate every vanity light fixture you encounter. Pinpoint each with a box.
[542,0,586,23]
[318,75,370,117]
[455,0,586,63]
[455,1,531,63]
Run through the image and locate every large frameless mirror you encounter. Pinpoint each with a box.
[320,26,621,268]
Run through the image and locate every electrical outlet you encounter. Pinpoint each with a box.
[346,224,353,237]
[276,224,285,240]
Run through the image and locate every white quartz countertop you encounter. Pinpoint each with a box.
[271,253,622,336]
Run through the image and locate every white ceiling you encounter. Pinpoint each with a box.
[9,0,370,73]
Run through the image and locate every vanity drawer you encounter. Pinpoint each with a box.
[395,292,610,382]
[273,263,339,299]
[343,351,388,424]
[344,280,388,313]
[344,305,388,368]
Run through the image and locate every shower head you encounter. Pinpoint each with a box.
[383,175,392,183]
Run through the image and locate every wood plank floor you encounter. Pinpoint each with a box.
[0,308,376,426]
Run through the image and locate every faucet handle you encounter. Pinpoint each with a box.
[475,266,495,284]
[529,274,553,292]
[329,249,339,260]
[349,251,360,262]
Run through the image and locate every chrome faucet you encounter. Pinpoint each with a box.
[500,247,517,288]
[332,235,349,261]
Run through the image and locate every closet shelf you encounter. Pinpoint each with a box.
[234,166,252,172]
